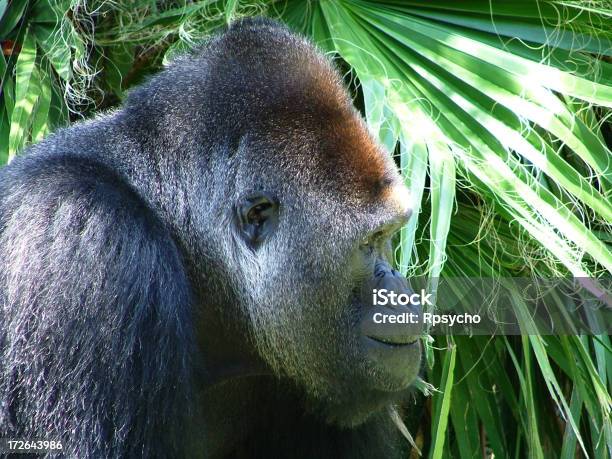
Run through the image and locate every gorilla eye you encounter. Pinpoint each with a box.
[247,203,272,223]
[236,194,279,249]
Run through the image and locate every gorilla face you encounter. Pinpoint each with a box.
[227,113,422,425]
[154,19,426,428]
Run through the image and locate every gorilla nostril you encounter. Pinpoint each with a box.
[374,265,386,278]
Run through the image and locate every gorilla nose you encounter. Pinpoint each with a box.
[360,260,422,346]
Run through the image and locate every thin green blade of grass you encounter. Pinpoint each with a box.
[398,128,427,274]
[33,23,72,81]
[1,52,15,119]
[427,140,455,287]
[429,337,457,459]
[0,99,8,164]
[0,0,7,22]
[0,51,12,163]
[454,337,509,456]
[559,336,611,458]
[30,65,52,142]
[8,27,38,162]
[361,77,400,152]
[529,334,589,456]
[504,338,546,459]
[448,365,480,458]
[0,0,28,38]
[560,384,583,459]
[568,336,612,415]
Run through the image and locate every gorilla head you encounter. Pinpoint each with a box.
[148,18,423,425]
[0,17,422,458]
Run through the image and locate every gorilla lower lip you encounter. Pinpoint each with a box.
[366,335,419,347]
[361,335,421,391]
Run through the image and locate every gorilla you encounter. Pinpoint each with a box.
[0,18,421,458]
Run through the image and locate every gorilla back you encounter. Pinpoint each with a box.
[0,18,421,458]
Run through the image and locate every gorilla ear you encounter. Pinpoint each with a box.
[235,193,279,249]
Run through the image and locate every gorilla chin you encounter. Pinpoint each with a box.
[316,339,421,428]
[324,343,421,428]
[360,337,422,391]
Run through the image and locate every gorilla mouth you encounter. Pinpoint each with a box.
[351,258,422,390]
[356,258,423,349]
[365,335,419,346]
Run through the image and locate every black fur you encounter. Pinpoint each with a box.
[0,155,193,457]
[0,18,419,458]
